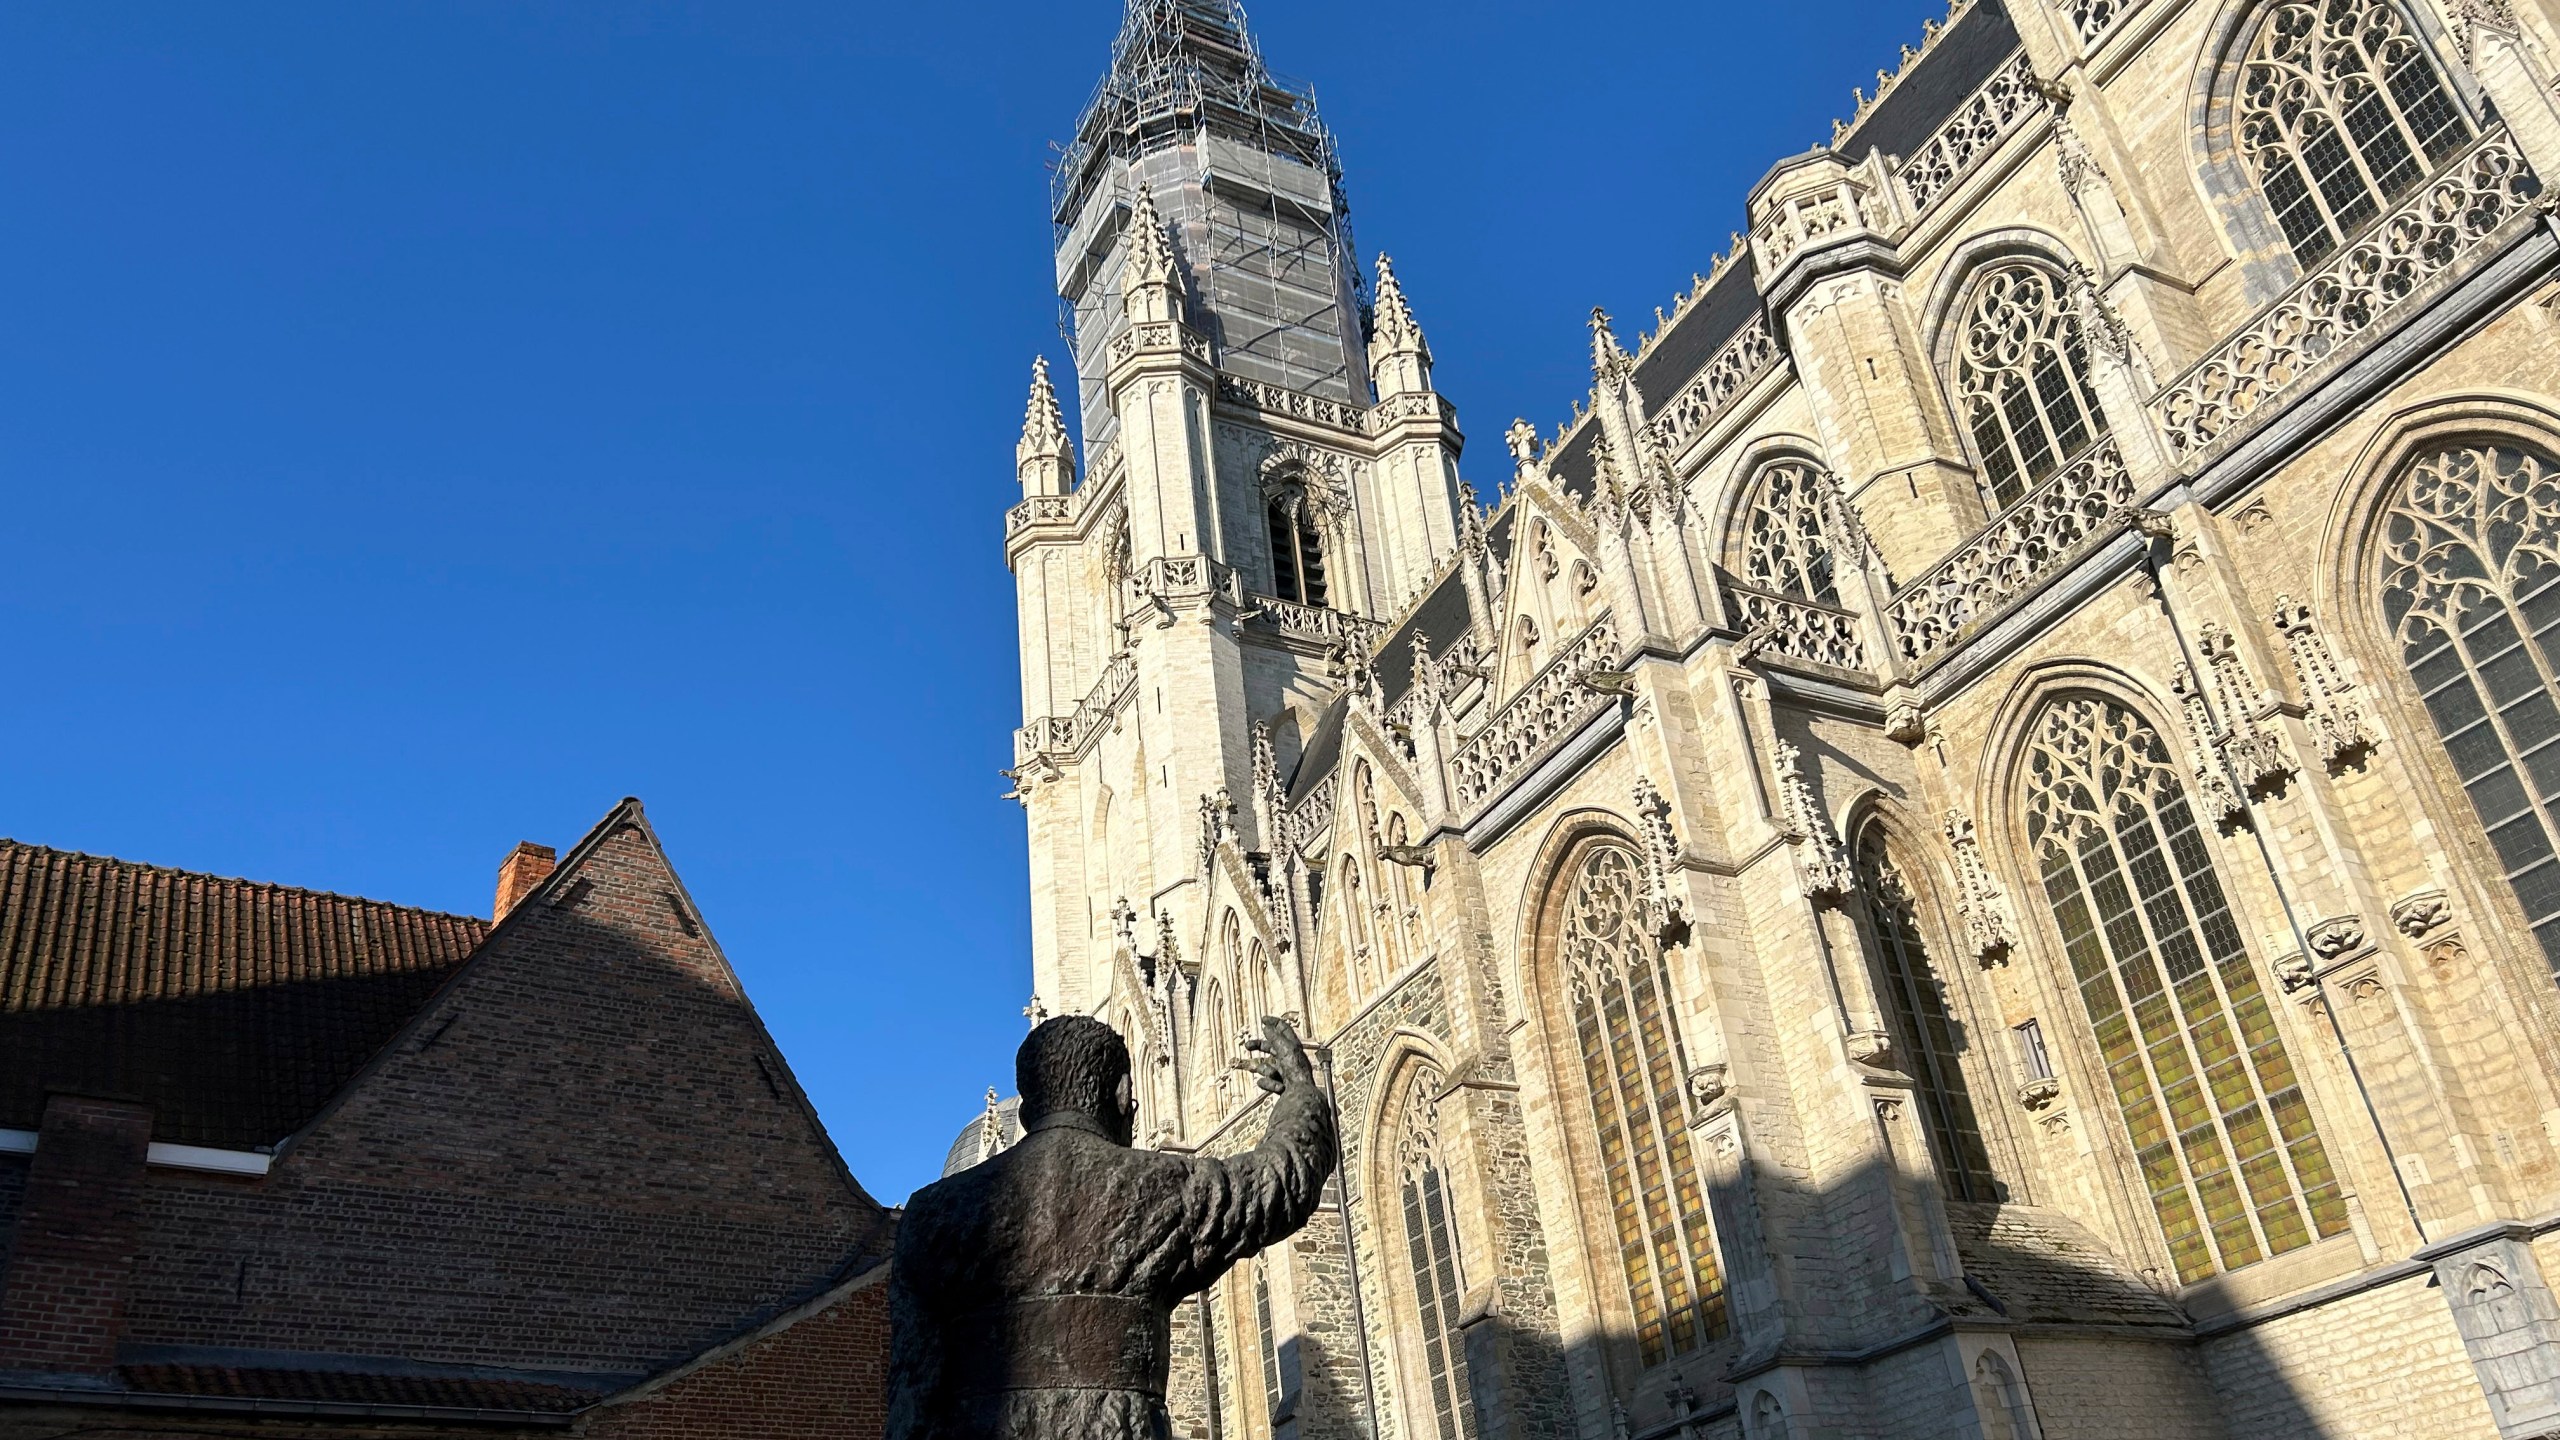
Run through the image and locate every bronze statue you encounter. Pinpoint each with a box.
[886,1014,1337,1440]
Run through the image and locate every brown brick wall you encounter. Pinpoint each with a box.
[0,1096,153,1374]
[584,1276,889,1440]
[109,813,888,1375]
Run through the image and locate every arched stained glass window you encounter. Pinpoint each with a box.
[1557,845,1727,1365]
[2380,442,2560,971]
[2238,0,2473,267]
[1397,1066,1473,1440]
[1253,1260,1284,1423]
[1853,824,2000,1202]
[1955,265,2111,512]
[1268,491,1330,607]
[1741,460,1841,604]
[2024,698,2349,1283]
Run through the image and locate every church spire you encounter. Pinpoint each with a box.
[1590,307,1633,385]
[1120,185,1186,326]
[1368,254,1434,398]
[1017,357,1075,498]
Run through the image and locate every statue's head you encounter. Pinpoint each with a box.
[1017,1015,1138,1147]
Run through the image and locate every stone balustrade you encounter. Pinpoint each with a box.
[1450,615,1622,812]
[1886,439,2134,667]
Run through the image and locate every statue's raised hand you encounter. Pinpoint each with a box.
[1242,1016,1314,1096]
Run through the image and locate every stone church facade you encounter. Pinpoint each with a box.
[996,1,2560,1437]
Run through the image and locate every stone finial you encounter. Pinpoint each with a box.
[1121,185,1185,321]
[1017,357,1076,497]
[1589,307,1633,385]
[1369,254,1434,397]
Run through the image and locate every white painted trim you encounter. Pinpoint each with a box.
[147,1142,272,1176]
[0,1130,271,1176]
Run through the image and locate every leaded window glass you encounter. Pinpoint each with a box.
[1742,460,1841,604]
[1853,825,2000,1202]
[2238,0,2473,267]
[1397,1067,1473,1440]
[2380,442,2560,972]
[2024,698,2349,1283]
[1955,265,2110,511]
[1558,844,1727,1365]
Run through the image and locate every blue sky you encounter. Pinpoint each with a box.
[0,0,1931,1203]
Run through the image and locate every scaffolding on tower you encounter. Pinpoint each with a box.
[1052,0,1369,423]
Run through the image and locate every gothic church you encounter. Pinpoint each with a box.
[990,0,2560,1436]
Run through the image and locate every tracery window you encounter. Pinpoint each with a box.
[1396,1066,1473,1440]
[1853,824,1999,1202]
[1268,490,1330,607]
[1253,1260,1284,1423]
[2380,442,2560,971]
[2024,698,2349,1283]
[1741,459,1841,604]
[1955,263,2110,512]
[1556,844,1727,1365]
[2238,0,2473,267]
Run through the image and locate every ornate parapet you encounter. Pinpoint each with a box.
[1643,313,1782,459]
[1727,585,1868,671]
[1884,439,2134,667]
[1449,615,1622,812]
[1246,594,1386,652]
[1894,52,2043,216]
[1006,493,1077,537]
[2152,129,2541,463]
[1015,649,1141,765]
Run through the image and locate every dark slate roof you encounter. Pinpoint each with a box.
[1630,264,1765,408]
[941,1094,1023,1178]
[1945,1201,2190,1329]
[1286,697,1348,805]
[1545,424,1602,501]
[1372,568,1476,709]
[1835,0,2022,165]
[0,841,489,1149]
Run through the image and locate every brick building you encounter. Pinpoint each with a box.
[991,1,2560,1437]
[0,797,894,1440]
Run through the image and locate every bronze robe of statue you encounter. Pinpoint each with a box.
[887,1018,1336,1440]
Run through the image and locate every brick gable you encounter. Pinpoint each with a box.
[112,799,890,1377]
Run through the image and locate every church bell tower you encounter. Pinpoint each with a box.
[1004,0,1466,1089]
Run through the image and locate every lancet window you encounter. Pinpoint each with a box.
[1955,263,2110,512]
[2237,0,2472,267]
[1268,489,1330,607]
[1253,1260,1284,1422]
[1852,824,1999,1202]
[2380,441,2560,972]
[2024,697,2349,1283]
[1556,843,1727,1365]
[1740,459,1841,604]
[1396,1067,1472,1440]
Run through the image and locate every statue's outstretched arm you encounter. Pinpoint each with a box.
[1163,1017,1338,1295]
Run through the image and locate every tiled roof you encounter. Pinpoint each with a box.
[0,840,489,1149]
[1834,0,2022,166]
[117,1364,605,1414]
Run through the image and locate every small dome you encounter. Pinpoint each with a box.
[942,1089,1024,1177]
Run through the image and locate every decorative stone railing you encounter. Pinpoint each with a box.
[1218,375,1371,434]
[2153,129,2540,461]
[2069,0,2130,47]
[1279,772,1337,854]
[1248,594,1386,650]
[1016,649,1139,764]
[1121,556,1244,622]
[1728,585,1868,671]
[1007,494,1076,535]
[1753,175,1890,274]
[1450,615,1622,812]
[1645,313,1782,456]
[1108,320,1213,371]
[1896,54,2042,215]
[1886,439,2134,666]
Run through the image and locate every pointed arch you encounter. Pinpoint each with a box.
[2189,0,2485,297]
[1519,820,1728,1368]
[1727,451,1843,604]
[2009,689,2351,1282]
[1932,248,2111,513]
[1848,807,2002,1202]
[1365,1042,1475,1440]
